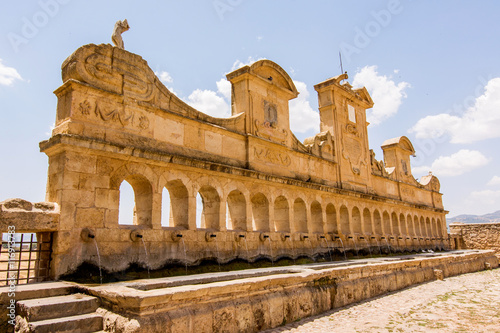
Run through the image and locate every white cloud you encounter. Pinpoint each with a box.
[487,175,500,186]
[409,77,500,143]
[289,81,320,133]
[352,65,409,125]
[154,70,177,95]
[0,59,22,86]
[184,77,232,118]
[412,149,489,177]
[216,78,231,100]
[231,56,266,71]
[187,88,230,118]
[156,71,173,84]
[465,190,500,208]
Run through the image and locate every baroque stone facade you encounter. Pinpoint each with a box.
[1,43,448,278]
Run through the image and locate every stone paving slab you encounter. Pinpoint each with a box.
[264,268,500,333]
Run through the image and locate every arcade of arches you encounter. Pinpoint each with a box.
[24,43,448,278]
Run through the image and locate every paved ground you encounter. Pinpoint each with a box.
[264,268,500,333]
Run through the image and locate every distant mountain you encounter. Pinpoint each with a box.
[448,210,500,224]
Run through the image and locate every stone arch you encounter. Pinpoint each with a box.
[251,193,270,231]
[117,175,153,227]
[162,179,189,228]
[399,213,407,236]
[310,201,324,233]
[407,214,414,236]
[110,163,157,192]
[426,217,432,237]
[227,190,247,231]
[198,185,221,230]
[382,211,391,235]
[437,218,443,237]
[293,198,308,233]
[414,216,420,236]
[420,217,425,237]
[274,196,290,232]
[363,208,372,235]
[351,206,362,234]
[325,203,337,234]
[373,210,382,235]
[339,205,350,235]
[391,212,399,236]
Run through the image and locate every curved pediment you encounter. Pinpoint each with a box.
[420,173,441,192]
[250,60,298,97]
[381,136,416,155]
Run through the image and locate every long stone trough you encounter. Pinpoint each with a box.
[65,250,498,332]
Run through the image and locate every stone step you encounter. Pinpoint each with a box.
[0,281,75,304]
[28,312,103,333]
[17,293,99,322]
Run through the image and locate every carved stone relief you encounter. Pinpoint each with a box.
[253,147,291,166]
[76,99,150,130]
[254,120,288,145]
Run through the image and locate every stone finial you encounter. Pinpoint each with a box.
[111,19,130,49]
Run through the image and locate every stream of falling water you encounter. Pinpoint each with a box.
[141,238,151,279]
[181,238,188,274]
[92,238,102,285]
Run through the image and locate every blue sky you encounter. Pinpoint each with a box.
[1,0,499,219]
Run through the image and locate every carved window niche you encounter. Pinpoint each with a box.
[264,100,278,128]
[347,104,356,123]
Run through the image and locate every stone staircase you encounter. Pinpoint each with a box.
[8,282,104,333]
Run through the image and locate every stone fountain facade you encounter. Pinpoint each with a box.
[1,43,448,279]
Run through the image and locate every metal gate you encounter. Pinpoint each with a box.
[0,232,53,285]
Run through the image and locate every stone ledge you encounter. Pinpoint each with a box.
[0,198,59,232]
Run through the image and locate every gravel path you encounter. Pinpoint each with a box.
[264,268,500,333]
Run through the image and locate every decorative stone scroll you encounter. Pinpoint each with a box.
[61,44,155,102]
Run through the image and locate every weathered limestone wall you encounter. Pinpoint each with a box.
[450,223,500,257]
[77,251,497,333]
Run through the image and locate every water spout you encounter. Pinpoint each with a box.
[92,238,102,285]
[181,238,188,274]
[140,238,150,279]
[383,237,391,255]
[214,236,221,271]
[335,237,347,261]
[322,237,333,262]
[244,237,251,267]
[362,237,372,258]
[372,237,382,254]
[267,237,274,267]
[350,237,359,257]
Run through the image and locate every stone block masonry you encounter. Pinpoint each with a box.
[450,222,500,258]
[2,42,448,279]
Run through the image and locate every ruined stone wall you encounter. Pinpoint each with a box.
[450,223,500,257]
